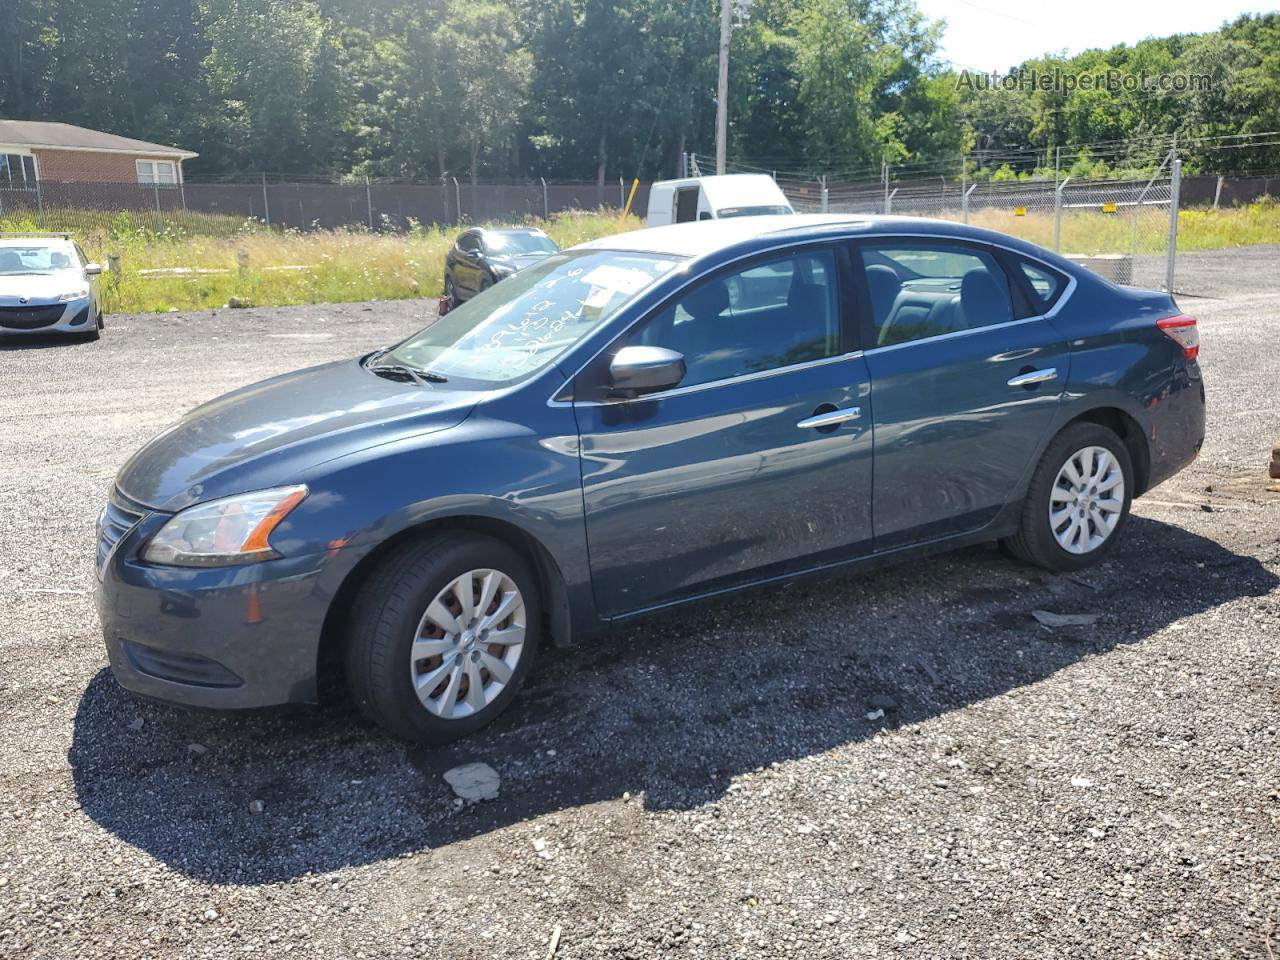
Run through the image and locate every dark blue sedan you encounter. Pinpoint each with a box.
[95,215,1204,742]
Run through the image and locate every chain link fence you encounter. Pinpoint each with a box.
[0,177,650,239]
[778,168,1180,293]
[6,155,1280,299]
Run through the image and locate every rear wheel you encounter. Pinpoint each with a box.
[443,274,457,308]
[345,534,540,743]
[1003,422,1133,571]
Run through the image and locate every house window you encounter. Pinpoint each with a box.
[0,154,37,189]
[136,159,178,186]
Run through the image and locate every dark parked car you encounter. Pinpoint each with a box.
[96,215,1204,743]
[443,226,558,306]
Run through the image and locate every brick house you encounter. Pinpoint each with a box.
[0,119,197,187]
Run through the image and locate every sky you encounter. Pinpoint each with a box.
[913,0,1277,73]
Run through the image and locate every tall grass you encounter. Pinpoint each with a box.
[58,210,642,314]
[965,200,1280,255]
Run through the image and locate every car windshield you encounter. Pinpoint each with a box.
[715,205,793,218]
[388,249,682,384]
[0,242,78,276]
[485,232,558,256]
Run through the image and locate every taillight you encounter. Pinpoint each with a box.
[1157,314,1199,362]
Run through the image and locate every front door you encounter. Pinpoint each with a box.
[574,246,874,617]
[855,239,1070,549]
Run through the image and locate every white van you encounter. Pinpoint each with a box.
[645,174,794,226]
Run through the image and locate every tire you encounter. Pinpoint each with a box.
[97,309,105,330]
[1002,422,1134,572]
[79,325,101,343]
[345,533,541,743]
[443,274,457,308]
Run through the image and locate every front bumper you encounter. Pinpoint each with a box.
[95,508,337,709]
[0,297,94,335]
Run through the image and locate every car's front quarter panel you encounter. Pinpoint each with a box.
[293,395,593,594]
[96,382,594,709]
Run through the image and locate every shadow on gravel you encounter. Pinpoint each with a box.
[68,515,1276,884]
[0,334,94,350]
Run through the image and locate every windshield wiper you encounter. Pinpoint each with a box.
[366,353,450,386]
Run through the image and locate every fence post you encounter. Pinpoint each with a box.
[153,179,162,219]
[619,177,625,209]
[365,176,375,231]
[1213,174,1224,210]
[962,183,976,224]
[1166,157,1182,293]
[261,174,271,227]
[881,161,889,214]
[885,187,897,215]
[541,177,549,220]
[820,175,828,213]
[1053,176,1071,253]
[452,177,461,225]
[35,178,46,229]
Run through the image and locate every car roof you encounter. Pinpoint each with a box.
[574,212,1076,271]
[574,214,861,257]
[0,236,73,249]
[477,226,548,236]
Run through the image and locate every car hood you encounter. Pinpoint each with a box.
[494,253,553,271]
[116,357,483,511]
[0,270,86,303]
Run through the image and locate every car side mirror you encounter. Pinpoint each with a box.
[608,345,686,397]
[84,263,102,276]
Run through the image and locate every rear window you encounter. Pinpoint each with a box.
[1018,260,1068,311]
[716,205,793,218]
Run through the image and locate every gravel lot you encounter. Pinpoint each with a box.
[1,291,1277,959]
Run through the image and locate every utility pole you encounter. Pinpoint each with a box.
[715,0,731,175]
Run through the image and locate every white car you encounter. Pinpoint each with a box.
[0,233,105,340]
[645,174,794,226]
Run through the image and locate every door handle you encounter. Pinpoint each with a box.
[1007,367,1058,388]
[797,406,861,430]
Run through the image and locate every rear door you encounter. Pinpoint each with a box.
[854,238,1071,549]
[573,244,874,616]
[674,187,700,224]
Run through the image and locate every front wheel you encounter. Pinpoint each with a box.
[345,534,540,743]
[1003,422,1134,572]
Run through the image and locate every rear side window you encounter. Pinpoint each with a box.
[1018,260,1068,311]
[860,244,1014,347]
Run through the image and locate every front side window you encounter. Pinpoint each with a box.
[388,250,682,384]
[632,249,841,388]
[861,243,1014,347]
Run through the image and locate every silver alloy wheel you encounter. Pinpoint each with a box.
[1049,445,1126,555]
[408,568,526,720]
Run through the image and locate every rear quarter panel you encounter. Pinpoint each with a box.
[1046,275,1204,493]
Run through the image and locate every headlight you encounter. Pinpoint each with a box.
[142,485,308,567]
[60,287,90,301]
